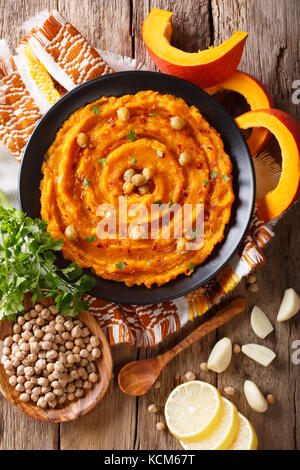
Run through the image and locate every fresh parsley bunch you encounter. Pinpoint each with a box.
[0,190,96,320]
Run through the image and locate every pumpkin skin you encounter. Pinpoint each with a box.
[205,70,274,156]
[236,109,300,222]
[40,91,234,288]
[142,8,248,89]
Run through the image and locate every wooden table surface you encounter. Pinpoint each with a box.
[0,0,299,450]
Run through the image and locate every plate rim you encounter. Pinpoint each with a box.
[19,70,255,305]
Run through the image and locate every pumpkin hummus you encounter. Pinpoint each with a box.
[40,91,234,288]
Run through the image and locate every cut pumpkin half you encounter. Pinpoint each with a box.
[236,109,300,222]
[142,8,248,89]
[205,70,274,156]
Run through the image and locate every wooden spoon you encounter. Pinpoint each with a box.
[118,297,246,396]
[0,295,113,422]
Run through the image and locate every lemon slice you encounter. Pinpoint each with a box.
[179,397,239,450]
[229,412,258,450]
[164,380,222,441]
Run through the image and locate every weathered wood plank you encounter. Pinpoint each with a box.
[57,0,137,450]
[0,0,59,450]
[212,0,300,450]
[132,0,215,450]
[132,0,211,70]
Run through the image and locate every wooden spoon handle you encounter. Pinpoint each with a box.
[159,297,247,367]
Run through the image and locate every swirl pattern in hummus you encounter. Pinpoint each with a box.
[40,91,234,288]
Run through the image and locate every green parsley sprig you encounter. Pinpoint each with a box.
[0,191,96,320]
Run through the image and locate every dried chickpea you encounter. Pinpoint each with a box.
[88,372,98,383]
[20,393,30,402]
[67,393,75,401]
[34,304,43,313]
[37,397,47,408]
[65,341,74,350]
[2,346,11,356]
[15,383,25,392]
[148,404,158,413]
[4,336,13,347]
[17,316,26,326]
[9,375,18,387]
[83,381,92,390]
[49,305,58,315]
[156,422,165,431]
[71,326,81,338]
[17,376,25,384]
[75,388,84,398]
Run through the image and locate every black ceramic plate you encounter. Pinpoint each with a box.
[19,71,255,305]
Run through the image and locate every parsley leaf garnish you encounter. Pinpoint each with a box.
[189,262,195,271]
[85,235,96,243]
[126,130,138,142]
[131,158,138,164]
[0,190,96,319]
[222,174,230,181]
[153,200,163,207]
[202,180,209,186]
[148,112,157,116]
[210,171,218,179]
[115,261,126,270]
[83,179,90,187]
[98,158,106,167]
[157,150,164,158]
[91,106,100,115]
[169,198,174,208]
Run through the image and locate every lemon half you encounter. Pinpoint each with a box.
[164,380,222,442]
[180,397,239,450]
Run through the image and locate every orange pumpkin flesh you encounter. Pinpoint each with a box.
[236,109,300,222]
[205,70,274,156]
[142,8,248,89]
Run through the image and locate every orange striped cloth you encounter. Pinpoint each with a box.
[0,10,275,346]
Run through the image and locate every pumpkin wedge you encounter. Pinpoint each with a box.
[206,71,274,156]
[142,8,248,89]
[236,109,300,222]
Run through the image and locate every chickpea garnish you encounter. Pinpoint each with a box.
[117,106,131,121]
[176,238,186,254]
[65,225,78,241]
[123,168,136,182]
[129,226,143,241]
[179,151,192,167]
[131,173,147,187]
[76,132,89,148]
[123,181,134,195]
[170,116,186,130]
[142,167,154,180]
[138,184,149,195]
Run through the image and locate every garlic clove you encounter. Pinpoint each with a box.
[207,337,232,373]
[244,380,268,413]
[242,344,276,367]
[250,306,274,339]
[277,288,300,322]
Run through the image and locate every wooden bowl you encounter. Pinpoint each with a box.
[0,297,113,423]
